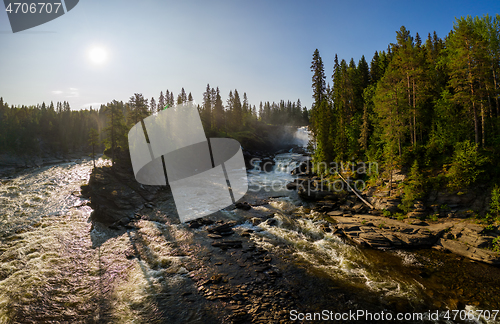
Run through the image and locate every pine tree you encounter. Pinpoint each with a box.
[127,93,149,126]
[158,91,166,112]
[180,88,187,103]
[242,92,249,126]
[103,100,127,166]
[233,90,242,130]
[309,49,330,164]
[213,87,224,132]
[150,97,156,114]
[202,84,212,131]
[311,49,326,106]
[88,127,99,168]
[446,16,490,146]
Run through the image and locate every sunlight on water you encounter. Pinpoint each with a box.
[0,158,111,239]
[250,199,426,304]
[245,146,427,305]
[0,158,200,323]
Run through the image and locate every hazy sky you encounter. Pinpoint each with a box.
[0,0,498,110]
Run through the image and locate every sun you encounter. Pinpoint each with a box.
[88,47,107,64]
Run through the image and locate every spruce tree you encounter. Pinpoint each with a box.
[150,97,156,114]
[213,87,224,131]
[127,93,149,126]
[88,127,99,168]
[158,91,166,112]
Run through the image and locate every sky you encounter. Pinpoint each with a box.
[0,0,499,111]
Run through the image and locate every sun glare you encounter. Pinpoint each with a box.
[88,47,107,64]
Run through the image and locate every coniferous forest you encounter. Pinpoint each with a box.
[0,87,308,160]
[2,14,500,203]
[309,15,500,204]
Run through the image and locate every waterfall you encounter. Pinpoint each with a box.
[292,126,311,148]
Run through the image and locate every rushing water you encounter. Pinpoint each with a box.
[244,151,500,323]
[1,132,500,323]
[0,158,209,323]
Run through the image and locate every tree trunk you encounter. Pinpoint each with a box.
[467,41,479,145]
[92,144,96,168]
[413,79,417,146]
[407,73,413,146]
[481,99,485,148]
[493,67,499,118]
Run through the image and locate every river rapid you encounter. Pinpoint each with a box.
[0,141,500,323]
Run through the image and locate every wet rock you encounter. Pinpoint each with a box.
[187,218,214,228]
[286,182,298,190]
[291,161,311,176]
[208,221,237,235]
[240,230,253,237]
[250,217,263,226]
[235,202,252,210]
[263,218,278,226]
[315,201,337,212]
[211,240,243,249]
[188,220,203,229]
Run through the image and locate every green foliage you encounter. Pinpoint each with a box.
[0,98,100,156]
[485,224,496,231]
[307,14,500,197]
[486,185,500,222]
[399,160,425,213]
[382,209,391,217]
[427,214,439,222]
[440,204,450,211]
[447,140,488,190]
[492,237,500,252]
[394,212,406,221]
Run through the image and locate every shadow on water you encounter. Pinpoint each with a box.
[88,209,221,323]
[123,227,220,324]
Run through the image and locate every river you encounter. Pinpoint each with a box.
[0,138,500,323]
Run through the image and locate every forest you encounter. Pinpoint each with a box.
[0,86,308,160]
[309,14,500,209]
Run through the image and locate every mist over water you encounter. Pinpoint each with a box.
[292,126,310,147]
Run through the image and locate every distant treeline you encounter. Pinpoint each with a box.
[309,15,500,170]
[0,99,101,157]
[0,87,308,158]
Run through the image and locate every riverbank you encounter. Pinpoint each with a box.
[285,160,500,266]
[77,138,500,320]
[0,151,98,178]
[81,155,429,322]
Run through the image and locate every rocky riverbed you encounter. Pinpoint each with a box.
[79,148,500,323]
[285,160,500,266]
